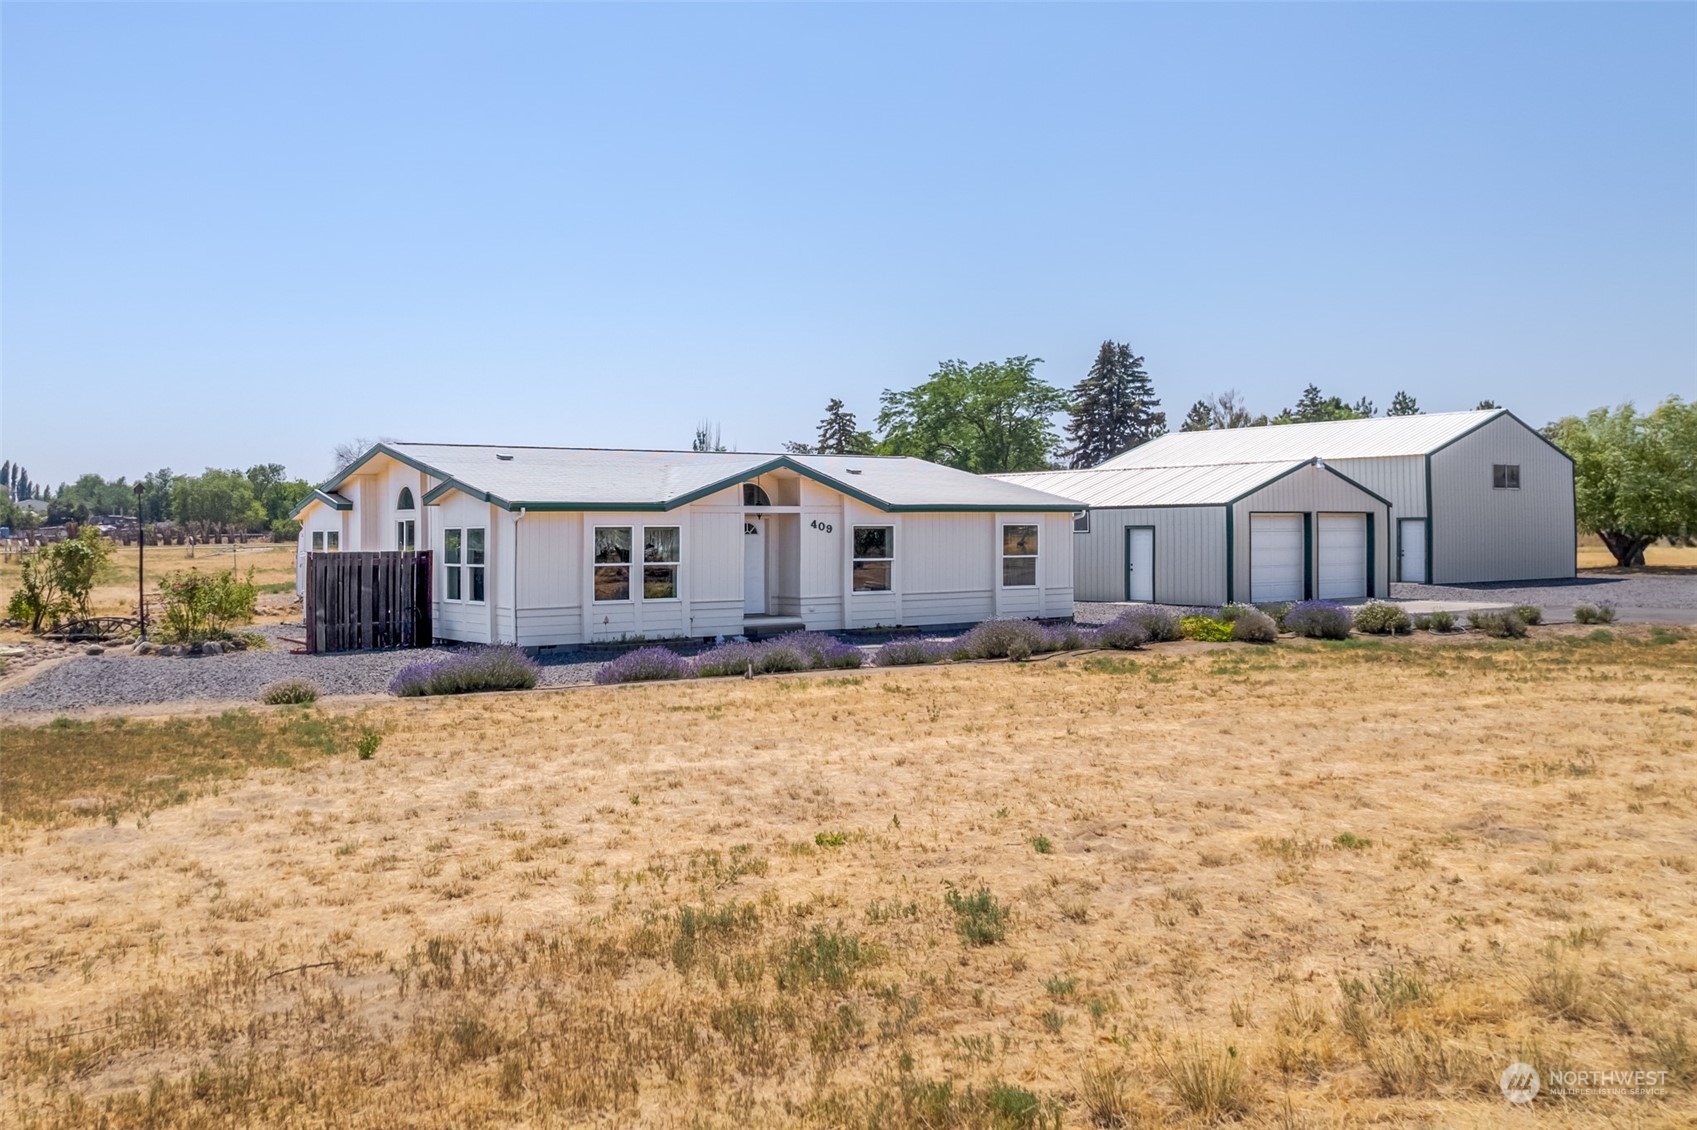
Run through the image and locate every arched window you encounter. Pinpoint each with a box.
[395,487,417,551]
[397,487,415,510]
[743,483,771,507]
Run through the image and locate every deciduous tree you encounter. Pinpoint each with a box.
[1547,398,1697,567]
[877,357,1067,473]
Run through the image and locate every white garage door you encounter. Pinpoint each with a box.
[1250,514,1304,603]
[1317,514,1368,600]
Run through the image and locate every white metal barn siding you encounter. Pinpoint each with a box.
[1428,414,1576,583]
[1316,514,1368,599]
[1249,515,1305,602]
[1227,463,1391,604]
[1070,507,1227,605]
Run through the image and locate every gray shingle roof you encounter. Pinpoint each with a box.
[320,444,1082,513]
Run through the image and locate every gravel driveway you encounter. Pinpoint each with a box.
[1390,573,1697,622]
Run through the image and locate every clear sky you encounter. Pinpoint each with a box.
[3,2,1693,487]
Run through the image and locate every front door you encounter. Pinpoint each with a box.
[743,519,766,614]
[1399,518,1426,583]
[1125,527,1154,602]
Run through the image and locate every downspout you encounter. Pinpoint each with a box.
[511,507,526,646]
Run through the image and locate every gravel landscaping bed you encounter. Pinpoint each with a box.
[1391,573,1697,616]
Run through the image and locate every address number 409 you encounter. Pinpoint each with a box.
[809,519,835,534]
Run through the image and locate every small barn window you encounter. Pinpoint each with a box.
[326,531,339,552]
[444,528,463,600]
[852,526,893,592]
[1493,464,1521,489]
[1002,524,1038,587]
[594,527,633,602]
[397,487,415,510]
[1073,510,1091,533]
[743,483,772,507]
[643,526,681,599]
[312,532,324,552]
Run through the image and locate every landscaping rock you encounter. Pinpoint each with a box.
[85,646,104,657]
[133,642,156,655]
[201,641,224,656]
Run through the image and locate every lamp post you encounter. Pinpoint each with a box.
[133,482,147,639]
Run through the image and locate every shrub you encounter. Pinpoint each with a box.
[156,568,259,642]
[1353,601,1412,635]
[751,641,811,674]
[592,646,694,685]
[1118,605,1182,642]
[1230,608,1279,643]
[391,645,543,696]
[1468,610,1528,639]
[7,529,114,633]
[1039,623,1096,652]
[871,638,956,667]
[1256,602,1295,630]
[1283,600,1353,640]
[1573,602,1617,625]
[818,641,866,669]
[1421,609,1457,632]
[260,679,319,705]
[1511,603,1544,626]
[1215,603,1258,623]
[952,618,1048,660]
[1179,616,1233,642]
[356,728,382,760]
[1096,614,1150,651]
[692,641,763,678]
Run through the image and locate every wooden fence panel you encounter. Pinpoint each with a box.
[305,551,433,653]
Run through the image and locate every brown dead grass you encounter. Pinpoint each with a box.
[1576,540,1697,572]
[0,542,300,625]
[2,629,1695,1127]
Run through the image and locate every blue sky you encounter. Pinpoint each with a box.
[4,2,1693,487]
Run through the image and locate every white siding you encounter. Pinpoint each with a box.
[1324,456,1426,519]
[433,494,499,644]
[1072,507,1227,606]
[1430,414,1576,583]
[898,513,996,627]
[1230,465,1392,603]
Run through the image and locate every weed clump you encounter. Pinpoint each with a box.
[944,886,1009,946]
[1468,610,1528,639]
[1413,609,1457,632]
[1511,603,1544,626]
[1574,602,1616,625]
[260,679,319,705]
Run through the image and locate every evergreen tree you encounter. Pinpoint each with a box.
[1475,399,1500,410]
[1063,341,1166,468]
[1274,385,1373,425]
[815,399,873,455]
[1180,400,1214,432]
[1388,391,1421,416]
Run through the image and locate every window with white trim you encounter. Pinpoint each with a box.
[1073,510,1091,533]
[312,532,323,552]
[594,527,633,602]
[1493,464,1521,489]
[443,527,485,602]
[325,531,338,552]
[852,526,893,592]
[643,526,680,599]
[396,519,416,551]
[1002,524,1038,587]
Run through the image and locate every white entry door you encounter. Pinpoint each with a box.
[1399,518,1426,583]
[1125,527,1154,602]
[1250,514,1304,603]
[743,520,766,614]
[1317,514,1368,599]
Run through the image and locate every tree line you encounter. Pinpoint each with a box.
[0,463,314,539]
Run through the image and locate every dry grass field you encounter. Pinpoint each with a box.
[3,628,1696,1128]
[0,542,300,626]
[1575,541,1697,573]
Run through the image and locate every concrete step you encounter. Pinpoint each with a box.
[743,615,807,639]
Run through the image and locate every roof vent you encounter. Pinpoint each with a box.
[496,452,514,461]
[845,468,862,475]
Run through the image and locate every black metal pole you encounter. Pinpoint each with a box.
[134,483,146,639]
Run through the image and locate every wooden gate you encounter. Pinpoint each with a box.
[305,551,433,653]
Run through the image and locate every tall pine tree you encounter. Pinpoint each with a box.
[1388,391,1421,416]
[1063,341,1166,468]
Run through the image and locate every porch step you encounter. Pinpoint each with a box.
[743,614,807,639]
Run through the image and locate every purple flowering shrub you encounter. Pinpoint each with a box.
[952,619,1049,660]
[1096,614,1150,650]
[593,646,694,685]
[871,638,956,667]
[1282,600,1353,640]
[1116,606,1182,643]
[389,645,541,697]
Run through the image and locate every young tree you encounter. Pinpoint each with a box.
[1062,342,1165,468]
[331,436,398,476]
[1388,391,1421,416]
[877,357,1068,473]
[1475,399,1501,410]
[691,421,727,453]
[6,528,111,631]
[815,399,874,455]
[1180,399,1214,432]
[138,468,174,523]
[1546,397,1697,567]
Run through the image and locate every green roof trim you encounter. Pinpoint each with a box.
[322,443,449,492]
[289,489,353,519]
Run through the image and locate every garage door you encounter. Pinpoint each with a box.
[1250,514,1304,603]
[1317,514,1367,600]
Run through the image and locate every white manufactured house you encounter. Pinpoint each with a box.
[999,409,1576,606]
[291,444,1080,646]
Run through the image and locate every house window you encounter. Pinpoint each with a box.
[325,531,339,552]
[312,532,324,552]
[643,526,681,599]
[1002,524,1038,587]
[1073,510,1091,534]
[1493,464,1521,489]
[594,526,633,602]
[396,519,416,552]
[441,528,483,601]
[397,487,415,510]
[852,527,893,592]
[467,528,486,602]
[743,482,771,507]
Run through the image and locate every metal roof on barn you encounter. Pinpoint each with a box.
[1097,409,1508,469]
[995,461,1315,508]
[316,443,1083,513]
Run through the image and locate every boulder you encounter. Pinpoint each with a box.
[200,641,224,656]
[132,642,155,656]
[85,645,104,657]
